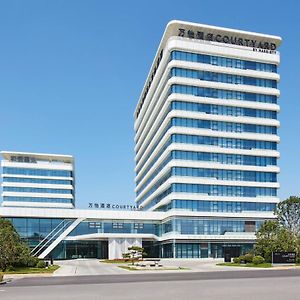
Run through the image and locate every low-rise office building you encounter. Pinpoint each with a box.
[1,151,75,209]
[0,20,281,260]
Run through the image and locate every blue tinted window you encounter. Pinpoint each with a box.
[3,167,72,177]
[3,177,72,185]
[3,196,72,203]
[172,134,277,150]
[171,51,277,73]
[171,117,277,134]
[171,84,277,104]
[171,67,277,88]
[171,101,277,119]
[171,167,277,182]
[3,186,72,194]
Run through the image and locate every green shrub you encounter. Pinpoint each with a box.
[252,255,265,265]
[296,257,300,264]
[27,256,39,268]
[244,253,254,263]
[6,266,15,272]
[0,272,3,282]
[36,260,46,268]
[233,257,240,264]
[239,255,246,264]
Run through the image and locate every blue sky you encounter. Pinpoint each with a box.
[0,0,299,208]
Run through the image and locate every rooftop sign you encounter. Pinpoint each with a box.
[178,28,277,51]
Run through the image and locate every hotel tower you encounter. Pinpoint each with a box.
[134,20,281,257]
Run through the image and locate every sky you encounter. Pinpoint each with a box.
[0,0,299,208]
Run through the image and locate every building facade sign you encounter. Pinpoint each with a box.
[88,202,143,211]
[178,28,277,50]
[272,252,296,264]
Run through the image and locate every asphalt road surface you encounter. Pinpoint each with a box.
[1,269,300,300]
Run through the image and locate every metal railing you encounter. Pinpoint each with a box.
[30,219,73,257]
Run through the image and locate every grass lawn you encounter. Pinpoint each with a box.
[100,259,139,264]
[217,262,272,268]
[3,265,60,274]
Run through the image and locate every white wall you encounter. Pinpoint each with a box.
[108,238,142,260]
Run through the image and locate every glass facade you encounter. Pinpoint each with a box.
[3,167,72,177]
[136,151,277,189]
[6,217,66,248]
[171,67,277,88]
[52,240,108,259]
[172,167,277,182]
[161,243,254,259]
[69,220,159,236]
[3,186,73,194]
[171,101,277,119]
[5,217,259,259]
[172,117,277,134]
[170,50,277,73]
[137,166,276,197]
[137,184,276,208]
[162,218,263,235]
[3,177,72,185]
[172,134,277,150]
[157,199,276,213]
[3,196,73,203]
[170,84,277,104]
[172,151,276,166]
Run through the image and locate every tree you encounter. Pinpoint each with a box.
[122,246,146,265]
[276,196,300,236]
[255,220,297,262]
[0,219,33,271]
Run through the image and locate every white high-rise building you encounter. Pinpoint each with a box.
[1,151,75,209]
[134,20,281,257]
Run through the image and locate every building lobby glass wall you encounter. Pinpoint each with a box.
[161,242,254,258]
[5,217,68,248]
[161,218,263,235]
[4,216,259,259]
[69,219,160,236]
[51,241,108,260]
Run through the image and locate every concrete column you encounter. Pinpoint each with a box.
[173,240,176,258]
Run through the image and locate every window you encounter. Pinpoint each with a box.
[112,222,124,229]
[89,222,101,229]
[134,223,144,229]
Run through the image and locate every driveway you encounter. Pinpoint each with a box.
[53,259,128,276]
[53,258,252,276]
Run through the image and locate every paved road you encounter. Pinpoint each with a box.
[1,270,300,300]
[5,268,300,286]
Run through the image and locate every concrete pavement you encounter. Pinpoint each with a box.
[53,258,288,276]
[53,259,128,276]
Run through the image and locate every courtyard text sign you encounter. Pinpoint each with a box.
[178,28,277,52]
[88,202,143,211]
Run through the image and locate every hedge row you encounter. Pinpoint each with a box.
[233,254,265,265]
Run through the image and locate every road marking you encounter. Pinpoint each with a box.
[0,289,5,292]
